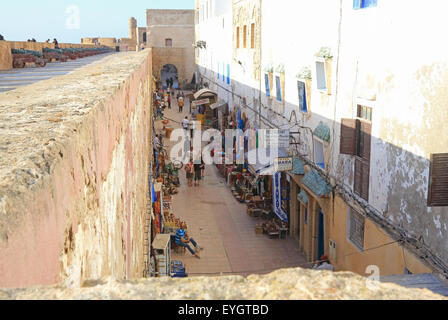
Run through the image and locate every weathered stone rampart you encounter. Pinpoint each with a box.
[0,51,152,288]
[1,268,446,300]
[0,41,101,71]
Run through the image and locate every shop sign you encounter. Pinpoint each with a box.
[273,172,289,222]
[274,157,293,172]
[191,98,210,107]
[262,130,290,149]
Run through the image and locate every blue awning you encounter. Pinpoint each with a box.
[290,158,305,175]
[297,190,308,204]
[313,121,331,142]
[301,170,331,197]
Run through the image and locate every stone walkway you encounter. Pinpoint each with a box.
[0,52,115,93]
[155,93,308,277]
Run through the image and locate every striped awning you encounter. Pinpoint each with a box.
[313,121,331,142]
[297,190,308,204]
[301,170,331,197]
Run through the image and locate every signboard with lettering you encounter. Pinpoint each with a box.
[273,172,288,222]
[262,130,290,149]
[274,157,293,172]
[191,98,210,107]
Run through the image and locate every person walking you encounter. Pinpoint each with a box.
[178,95,184,113]
[185,161,194,187]
[193,158,205,187]
[182,116,190,132]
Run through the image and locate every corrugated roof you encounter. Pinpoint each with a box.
[297,190,308,204]
[301,169,331,197]
[291,158,305,175]
[313,121,331,142]
[380,274,448,297]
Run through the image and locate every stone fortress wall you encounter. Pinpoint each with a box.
[0,51,153,288]
[0,40,100,71]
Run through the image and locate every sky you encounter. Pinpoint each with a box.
[0,0,195,43]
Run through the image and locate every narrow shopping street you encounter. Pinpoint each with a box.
[155,94,308,277]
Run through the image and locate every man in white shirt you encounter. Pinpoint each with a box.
[312,254,335,271]
[182,116,190,131]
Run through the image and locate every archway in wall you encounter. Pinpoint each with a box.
[161,64,179,89]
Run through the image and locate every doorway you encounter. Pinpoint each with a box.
[161,64,179,89]
[317,209,325,260]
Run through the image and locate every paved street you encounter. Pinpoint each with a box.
[0,52,115,93]
[156,93,308,277]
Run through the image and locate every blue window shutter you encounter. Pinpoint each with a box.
[276,76,282,102]
[222,62,225,82]
[364,0,377,8]
[217,62,220,79]
[298,81,307,113]
[265,74,270,97]
[227,64,230,84]
[353,0,361,9]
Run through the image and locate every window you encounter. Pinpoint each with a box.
[347,208,365,252]
[275,76,282,102]
[243,25,247,48]
[358,105,372,122]
[353,0,378,9]
[250,23,255,49]
[298,81,307,113]
[165,38,172,47]
[314,138,325,169]
[265,73,271,98]
[236,27,240,49]
[316,61,327,91]
[217,62,220,79]
[427,153,448,207]
[340,106,372,201]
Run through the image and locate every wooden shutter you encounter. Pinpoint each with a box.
[354,158,363,197]
[362,122,372,161]
[361,160,370,201]
[354,158,370,201]
[340,119,357,155]
[428,153,448,207]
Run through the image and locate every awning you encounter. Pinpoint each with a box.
[194,88,218,100]
[297,190,309,204]
[301,170,331,197]
[210,101,228,110]
[247,147,289,176]
[313,121,331,142]
[290,158,305,175]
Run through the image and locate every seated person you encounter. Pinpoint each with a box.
[174,227,202,259]
[312,254,335,271]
